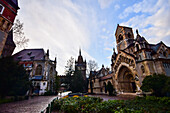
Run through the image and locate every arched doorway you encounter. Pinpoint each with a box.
[117,66,136,92]
[103,82,107,93]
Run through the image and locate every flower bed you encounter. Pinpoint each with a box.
[52,96,170,113]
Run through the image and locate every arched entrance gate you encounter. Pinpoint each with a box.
[117,66,136,92]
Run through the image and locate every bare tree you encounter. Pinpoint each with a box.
[13,19,29,48]
[88,60,98,72]
[65,56,74,73]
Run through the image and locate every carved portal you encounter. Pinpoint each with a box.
[117,66,136,92]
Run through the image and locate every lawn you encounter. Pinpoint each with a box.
[52,96,170,113]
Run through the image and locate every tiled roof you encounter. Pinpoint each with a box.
[13,49,45,61]
[100,73,112,80]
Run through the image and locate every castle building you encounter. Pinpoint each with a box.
[75,49,86,80]
[0,0,19,56]
[88,24,170,94]
[13,49,57,95]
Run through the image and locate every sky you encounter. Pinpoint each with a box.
[15,0,170,75]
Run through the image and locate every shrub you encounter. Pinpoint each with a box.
[141,73,169,97]
[53,96,170,113]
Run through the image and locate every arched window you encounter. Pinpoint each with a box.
[118,34,123,43]
[141,65,145,73]
[50,67,53,75]
[0,20,5,27]
[128,32,131,38]
[103,82,107,93]
[6,23,10,31]
[35,65,42,75]
[136,44,139,51]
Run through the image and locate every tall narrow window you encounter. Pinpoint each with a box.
[141,65,145,73]
[35,65,42,75]
[136,44,139,51]
[128,32,131,38]
[1,20,5,27]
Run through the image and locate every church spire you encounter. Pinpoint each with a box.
[79,48,81,56]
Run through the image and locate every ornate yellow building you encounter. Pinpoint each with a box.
[88,24,170,94]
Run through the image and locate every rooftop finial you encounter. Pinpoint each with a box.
[136,29,139,35]
[47,49,49,56]
[113,48,115,53]
[79,48,81,56]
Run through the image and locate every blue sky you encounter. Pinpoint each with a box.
[15,0,170,74]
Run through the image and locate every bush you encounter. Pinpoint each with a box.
[141,74,170,97]
[53,96,170,113]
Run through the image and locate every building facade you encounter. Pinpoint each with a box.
[0,0,19,56]
[88,24,170,94]
[13,49,57,95]
[88,65,113,94]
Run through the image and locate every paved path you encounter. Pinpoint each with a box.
[0,96,57,113]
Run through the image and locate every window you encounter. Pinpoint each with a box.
[6,23,10,31]
[0,4,4,14]
[141,65,145,73]
[118,34,123,43]
[128,32,131,38]
[136,44,139,51]
[1,20,5,27]
[163,51,167,57]
[139,55,142,60]
[35,65,42,75]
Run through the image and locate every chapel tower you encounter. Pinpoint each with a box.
[75,49,86,80]
[115,24,134,52]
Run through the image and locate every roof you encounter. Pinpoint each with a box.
[115,24,132,36]
[100,73,112,80]
[13,49,45,61]
[5,0,19,10]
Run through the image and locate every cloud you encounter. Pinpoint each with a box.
[98,0,114,9]
[120,0,170,45]
[119,0,158,19]
[104,47,112,51]
[114,4,120,10]
[100,35,109,39]
[16,0,97,74]
[100,20,107,25]
[102,28,106,32]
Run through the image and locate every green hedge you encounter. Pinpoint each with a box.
[53,96,170,113]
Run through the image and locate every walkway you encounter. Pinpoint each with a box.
[0,96,57,113]
[0,91,72,113]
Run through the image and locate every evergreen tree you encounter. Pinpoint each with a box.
[0,57,30,98]
[71,67,86,93]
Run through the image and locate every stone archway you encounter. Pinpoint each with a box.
[117,66,136,92]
